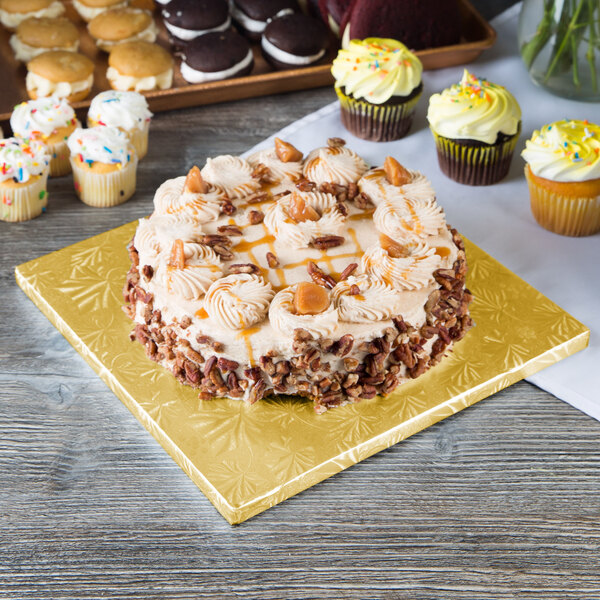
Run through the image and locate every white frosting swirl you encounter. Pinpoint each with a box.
[247,147,303,184]
[269,285,338,339]
[88,90,152,131]
[263,190,346,249]
[332,275,402,323]
[11,96,76,139]
[201,155,261,200]
[303,145,368,186]
[0,137,49,183]
[362,242,441,290]
[204,273,274,330]
[156,241,223,301]
[358,167,436,206]
[67,126,131,165]
[153,175,224,223]
[374,197,445,242]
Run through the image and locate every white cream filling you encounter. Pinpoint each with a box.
[72,0,127,21]
[94,20,158,51]
[0,0,64,28]
[180,48,253,84]
[261,36,325,66]
[106,66,173,92]
[25,71,93,99]
[231,5,293,34]
[9,34,78,62]
[163,15,231,41]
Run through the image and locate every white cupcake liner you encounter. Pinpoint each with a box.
[48,139,72,177]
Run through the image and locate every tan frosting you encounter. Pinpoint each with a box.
[303,145,368,186]
[358,167,436,205]
[247,147,303,184]
[201,155,261,200]
[373,197,446,242]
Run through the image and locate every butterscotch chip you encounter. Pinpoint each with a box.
[384,156,411,186]
[108,40,173,78]
[293,282,330,315]
[183,165,208,194]
[88,8,153,42]
[289,192,320,222]
[16,17,79,48]
[169,239,185,269]
[28,50,93,82]
[380,233,409,258]
[274,137,303,163]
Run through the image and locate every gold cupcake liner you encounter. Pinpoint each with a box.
[48,139,72,177]
[0,173,49,222]
[70,156,138,208]
[432,125,521,186]
[335,87,422,142]
[524,167,600,237]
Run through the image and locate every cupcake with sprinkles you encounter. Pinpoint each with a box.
[427,70,521,186]
[522,119,600,237]
[331,37,423,142]
[10,96,80,177]
[0,137,49,222]
[87,90,153,160]
[67,126,137,207]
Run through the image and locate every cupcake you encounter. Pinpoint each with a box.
[26,50,94,102]
[427,70,522,186]
[88,8,158,52]
[0,0,64,30]
[9,17,79,62]
[161,0,230,46]
[180,30,253,84]
[88,90,153,159]
[67,126,138,207]
[107,41,174,92]
[261,12,329,70]
[522,119,600,237]
[0,138,49,222]
[11,96,80,177]
[72,0,127,22]
[331,38,423,142]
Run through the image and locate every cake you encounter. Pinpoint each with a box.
[124,138,473,413]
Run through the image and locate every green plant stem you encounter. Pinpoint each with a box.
[521,0,556,69]
[587,0,598,91]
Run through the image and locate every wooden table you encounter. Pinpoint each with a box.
[3,2,600,598]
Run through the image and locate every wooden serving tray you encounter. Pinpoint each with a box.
[0,0,496,125]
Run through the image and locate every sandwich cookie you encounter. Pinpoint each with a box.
[88,8,158,52]
[0,0,64,30]
[231,0,299,40]
[72,0,128,22]
[180,30,253,84]
[162,0,230,46]
[9,16,79,62]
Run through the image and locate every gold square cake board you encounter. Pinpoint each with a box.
[15,221,589,524]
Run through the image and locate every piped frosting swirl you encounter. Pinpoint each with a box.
[88,90,152,131]
[11,96,77,139]
[303,145,368,186]
[67,126,132,165]
[201,155,261,199]
[0,137,49,183]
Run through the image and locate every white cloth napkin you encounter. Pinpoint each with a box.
[244,3,600,421]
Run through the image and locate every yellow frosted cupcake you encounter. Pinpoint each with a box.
[0,137,49,222]
[331,38,423,142]
[67,126,138,207]
[427,70,521,186]
[87,90,152,159]
[522,119,600,237]
[11,96,80,177]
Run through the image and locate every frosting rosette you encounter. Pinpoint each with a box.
[303,145,368,186]
[521,119,600,182]
[374,197,445,242]
[88,90,152,131]
[362,241,441,290]
[67,126,131,166]
[263,190,346,249]
[201,155,260,200]
[0,137,49,183]
[156,240,223,301]
[358,167,435,206]
[204,273,274,330]
[269,284,338,339]
[153,175,224,223]
[10,96,77,139]
[427,70,521,145]
[247,147,303,185]
[332,38,422,104]
[332,275,402,323]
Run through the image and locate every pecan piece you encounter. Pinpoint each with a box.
[201,234,232,248]
[229,263,261,274]
[296,178,316,192]
[355,192,374,210]
[212,245,234,261]
[266,252,279,268]
[327,137,346,147]
[311,235,345,250]
[248,209,265,224]
[217,224,243,236]
[246,192,268,204]
[220,199,236,215]
[251,163,270,182]
[340,263,358,281]
[218,357,239,372]
[307,261,336,289]
[141,264,154,281]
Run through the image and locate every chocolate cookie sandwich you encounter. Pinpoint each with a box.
[124,138,474,413]
[231,0,299,40]
[162,0,230,46]
[262,12,328,69]
[180,29,253,84]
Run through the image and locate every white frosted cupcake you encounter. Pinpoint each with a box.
[88,90,153,159]
[0,137,49,222]
[11,96,80,177]
[67,126,137,207]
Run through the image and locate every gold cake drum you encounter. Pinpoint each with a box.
[15,221,589,524]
